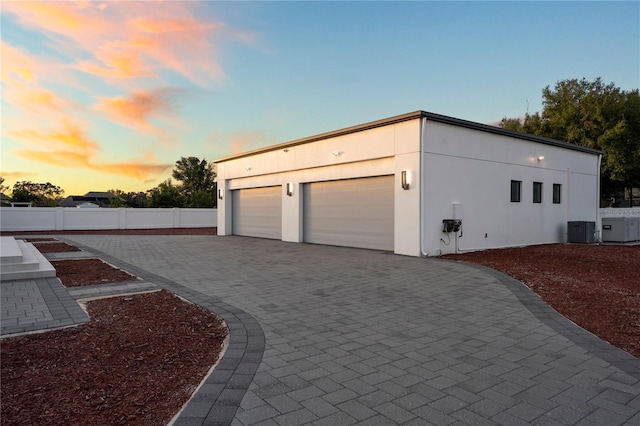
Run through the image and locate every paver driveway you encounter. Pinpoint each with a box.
[63,235,640,425]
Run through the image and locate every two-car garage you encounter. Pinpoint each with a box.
[231,176,395,251]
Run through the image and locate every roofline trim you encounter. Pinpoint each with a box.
[214,110,602,163]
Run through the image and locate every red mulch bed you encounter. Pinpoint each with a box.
[1,290,228,426]
[51,259,138,287]
[23,238,58,242]
[32,242,81,253]
[443,244,640,358]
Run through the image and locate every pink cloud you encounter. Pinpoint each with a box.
[95,89,180,131]
[3,2,253,87]
[206,131,277,155]
[10,121,171,180]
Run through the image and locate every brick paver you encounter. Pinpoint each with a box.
[15,235,640,425]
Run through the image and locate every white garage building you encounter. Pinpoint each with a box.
[215,111,601,256]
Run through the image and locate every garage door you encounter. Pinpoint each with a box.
[232,186,282,239]
[304,175,394,251]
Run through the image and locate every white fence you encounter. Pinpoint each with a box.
[0,207,217,232]
[600,208,640,218]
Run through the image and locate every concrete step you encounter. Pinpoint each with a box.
[0,238,56,281]
[1,236,24,264]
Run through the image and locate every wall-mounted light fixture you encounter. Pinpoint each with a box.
[332,151,343,157]
[218,188,223,200]
[537,156,545,162]
[245,166,252,171]
[401,170,410,190]
[286,182,293,196]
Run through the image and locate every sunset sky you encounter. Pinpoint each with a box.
[1,1,638,196]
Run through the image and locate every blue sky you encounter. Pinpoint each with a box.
[1,1,638,195]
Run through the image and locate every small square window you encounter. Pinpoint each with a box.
[533,182,543,203]
[553,184,561,204]
[511,180,521,202]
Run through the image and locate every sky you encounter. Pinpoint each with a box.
[1,1,638,196]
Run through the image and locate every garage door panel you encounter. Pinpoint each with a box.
[233,186,282,239]
[304,176,394,251]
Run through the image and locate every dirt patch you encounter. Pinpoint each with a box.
[443,244,640,358]
[51,259,138,287]
[32,242,81,253]
[22,238,58,242]
[1,289,228,426]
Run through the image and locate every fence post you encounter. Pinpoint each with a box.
[173,208,180,228]
[55,208,64,230]
[118,208,126,229]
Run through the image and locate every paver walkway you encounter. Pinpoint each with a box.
[14,235,640,425]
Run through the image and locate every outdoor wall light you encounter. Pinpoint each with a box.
[286,182,294,196]
[218,189,223,200]
[537,156,545,162]
[401,170,410,190]
[332,151,343,157]
[245,167,252,171]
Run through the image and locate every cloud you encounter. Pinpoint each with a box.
[10,121,171,180]
[206,131,277,156]
[10,121,99,153]
[95,88,181,131]
[3,2,253,87]
[0,171,36,181]
[1,2,254,189]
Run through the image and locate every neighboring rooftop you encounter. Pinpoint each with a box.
[59,192,119,208]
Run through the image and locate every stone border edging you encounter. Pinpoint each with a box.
[440,259,640,381]
[61,238,265,426]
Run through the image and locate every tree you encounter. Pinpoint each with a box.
[171,157,216,205]
[147,180,185,208]
[0,176,9,194]
[11,181,64,206]
[186,189,216,208]
[500,78,640,205]
[107,189,148,208]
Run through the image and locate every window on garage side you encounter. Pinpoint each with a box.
[510,180,521,202]
[553,183,561,204]
[533,182,543,203]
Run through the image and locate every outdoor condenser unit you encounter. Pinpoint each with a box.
[602,217,640,242]
[567,221,596,244]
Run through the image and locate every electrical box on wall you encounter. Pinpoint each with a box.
[442,219,462,233]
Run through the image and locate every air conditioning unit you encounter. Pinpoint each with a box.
[567,221,596,243]
[602,217,640,242]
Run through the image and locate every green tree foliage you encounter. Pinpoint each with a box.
[11,181,64,206]
[500,78,640,203]
[0,177,9,194]
[172,157,216,197]
[172,156,217,206]
[108,189,149,208]
[187,189,216,208]
[147,180,185,208]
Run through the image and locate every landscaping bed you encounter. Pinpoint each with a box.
[1,238,227,425]
[1,290,228,425]
[32,242,81,253]
[51,258,139,287]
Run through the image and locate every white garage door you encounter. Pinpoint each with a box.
[232,186,282,239]
[304,175,394,251]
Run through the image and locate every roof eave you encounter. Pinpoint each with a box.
[214,110,602,163]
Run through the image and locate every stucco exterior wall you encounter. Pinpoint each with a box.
[217,112,600,257]
[421,120,600,255]
[217,119,422,255]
